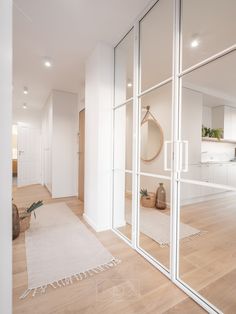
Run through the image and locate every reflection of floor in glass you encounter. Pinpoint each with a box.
[118,192,236,312]
[179,192,236,312]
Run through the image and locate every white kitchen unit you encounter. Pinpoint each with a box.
[228,162,236,187]
[42,90,78,198]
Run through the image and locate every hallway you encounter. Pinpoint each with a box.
[12,185,204,314]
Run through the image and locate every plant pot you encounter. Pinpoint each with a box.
[141,192,156,208]
[19,211,31,232]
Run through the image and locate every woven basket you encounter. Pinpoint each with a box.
[141,192,156,208]
[19,212,31,232]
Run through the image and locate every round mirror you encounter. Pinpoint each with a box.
[141,118,163,162]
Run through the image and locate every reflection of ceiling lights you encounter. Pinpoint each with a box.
[43,57,53,68]
[127,82,132,87]
[22,103,27,109]
[191,38,199,48]
[23,86,28,94]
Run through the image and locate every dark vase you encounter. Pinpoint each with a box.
[12,203,20,240]
[156,183,166,210]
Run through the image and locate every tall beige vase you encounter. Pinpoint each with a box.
[156,183,166,210]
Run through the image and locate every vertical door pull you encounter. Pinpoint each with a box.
[180,141,189,172]
[164,141,172,171]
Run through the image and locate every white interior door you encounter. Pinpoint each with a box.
[17,125,41,187]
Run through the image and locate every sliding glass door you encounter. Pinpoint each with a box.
[112,0,236,313]
[137,0,174,272]
[177,1,236,313]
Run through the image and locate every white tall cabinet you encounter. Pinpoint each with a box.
[42,90,78,198]
[212,105,236,141]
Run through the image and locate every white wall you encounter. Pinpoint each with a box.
[0,0,12,312]
[13,107,42,128]
[52,90,78,198]
[42,95,53,190]
[182,88,203,165]
[202,105,212,128]
[84,42,113,231]
[42,90,78,198]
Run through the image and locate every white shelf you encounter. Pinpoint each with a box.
[202,137,236,144]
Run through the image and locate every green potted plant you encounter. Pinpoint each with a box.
[202,125,223,140]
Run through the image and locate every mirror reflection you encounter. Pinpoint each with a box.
[141,106,164,162]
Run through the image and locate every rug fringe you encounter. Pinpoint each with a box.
[159,230,207,248]
[19,257,121,300]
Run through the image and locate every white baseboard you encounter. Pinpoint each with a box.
[83,213,110,232]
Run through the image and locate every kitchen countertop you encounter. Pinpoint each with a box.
[200,161,236,164]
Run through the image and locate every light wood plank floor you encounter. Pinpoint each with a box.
[12,184,205,314]
[118,192,236,313]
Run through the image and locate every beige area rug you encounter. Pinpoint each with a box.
[125,200,202,247]
[20,203,120,299]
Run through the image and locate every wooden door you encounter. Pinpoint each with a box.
[79,109,85,201]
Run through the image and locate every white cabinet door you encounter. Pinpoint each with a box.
[200,164,214,196]
[231,109,236,140]
[211,164,228,186]
[223,106,232,140]
[228,163,236,187]
[181,164,202,201]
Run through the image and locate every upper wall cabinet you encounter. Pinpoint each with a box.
[114,29,134,105]
[140,0,173,92]
[181,0,236,70]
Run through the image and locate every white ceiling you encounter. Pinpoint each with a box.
[13,0,151,111]
[14,0,236,114]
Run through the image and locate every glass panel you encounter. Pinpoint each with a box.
[181,0,236,70]
[114,29,134,105]
[113,172,132,240]
[181,51,236,187]
[140,83,172,175]
[139,175,171,269]
[140,0,173,92]
[179,181,236,312]
[114,102,133,171]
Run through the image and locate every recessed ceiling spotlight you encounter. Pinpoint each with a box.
[23,86,28,94]
[22,103,27,109]
[43,57,53,68]
[190,34,200,48]
[127,82,132,87]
